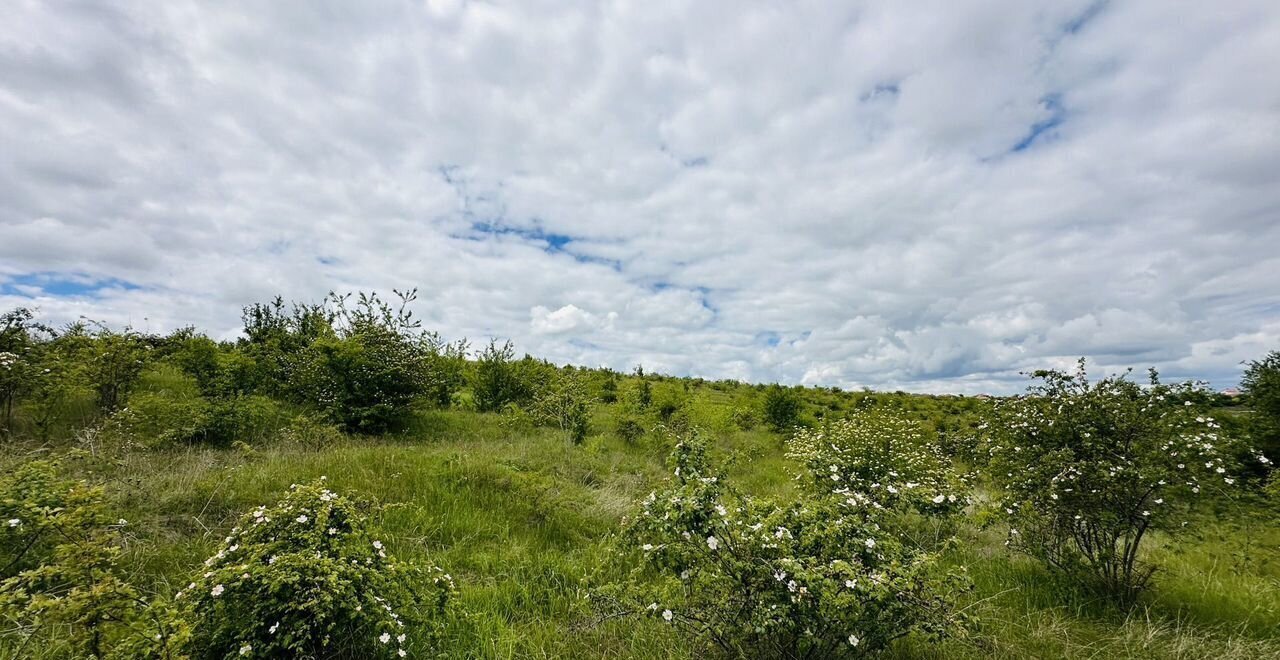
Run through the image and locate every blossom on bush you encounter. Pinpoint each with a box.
[981,361,1251,601]
[611,434,969,657]
[787,410,971,517]
[175,480,454,658]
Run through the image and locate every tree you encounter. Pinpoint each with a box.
[1241,350,1280,466]
[762,384,800,432]
[982,361,1244,603]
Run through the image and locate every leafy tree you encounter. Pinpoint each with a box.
[1241,350,1280,466]
[982,361,1246,603]
[763,384,801,432]
[473,340,532,413]
[531,372,592,443]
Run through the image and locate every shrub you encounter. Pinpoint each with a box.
[763,385,801,432]
[204,394,286,445]
[277,413,346,450]
[114,365,211,448]
[532,372,592,443]
[175,480,454,659]
[472,340,525,413]
[615,416,646,443]
[982,361,1248,602]
[788,411,970,519]
[0,461,140,657]
[611,434,968,657]
[728,404,759,431]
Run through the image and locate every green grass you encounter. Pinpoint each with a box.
[4,405,1279,659]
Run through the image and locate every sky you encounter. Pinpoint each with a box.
[1,0,1278,394]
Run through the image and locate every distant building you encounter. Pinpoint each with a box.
[1220,387,1243,398]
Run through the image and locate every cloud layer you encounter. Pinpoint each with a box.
[2,0,1278,393]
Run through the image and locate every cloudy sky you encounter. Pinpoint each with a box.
[1,0,1278,393]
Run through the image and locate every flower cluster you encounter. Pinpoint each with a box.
[175,479,454,658]
[787,411,972,517]
[613,433,968,657]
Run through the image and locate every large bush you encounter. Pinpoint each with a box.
[1242,350,1280,470]
[612,434,968,657]
[763,384,801,432]
[982,362,1251,602]
[174,480,454,659]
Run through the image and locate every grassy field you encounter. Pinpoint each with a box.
[8,400,1274,659]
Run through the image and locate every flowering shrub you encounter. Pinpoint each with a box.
[0,461,141,658]
[787,411,971,519]
[981,362,1254,602]
[612,434,968,658]
[174,480,454,659]
[531,372,591,443]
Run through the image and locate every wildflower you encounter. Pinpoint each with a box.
[296,514,309,523]
[932,494,945,504]
[269,622,279,634]
[397,634,406,643]
[642,543,654,551]
[6,518,20,528]
[379,632,391,644]
[328,527,337,535]
[706,536,719,550]
[398,650,407,658]
[848,634,860,647]
[373,540,384,550]
[845,579,856,588]
[117,518,128,526]
[211,584,225,597]
[239,643,252,656]
[662,609,673,622]
[864,538,876,549]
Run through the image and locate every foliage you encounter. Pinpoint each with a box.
[788,411,971,519]
[762,385,801,432]
[0,461,142,658]
[981,361,1248,602]
[615,416,646,443]
[612,434,969,658]
[472,340,531,413]
[1241,350,1280,469]
[531,372,592,443]
[175,480,454,659]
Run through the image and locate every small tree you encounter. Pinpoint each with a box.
[472,340,532,412]
[982,361,1245,603]
[0,461,142,657]
[1241,350,1280,467]
[531,372,591,443]
[762,384,800,432]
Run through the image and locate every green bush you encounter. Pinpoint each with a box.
[763,385,801,432]
[472,340,535,413]
[612,434,968,657]
[175,480,454,659]
[531,372,591,443]
[115,365,211,448]
[0,461,140,658]
[204,394,286,445]
[615,416,646,443]
[277,413,346,450]
[982,362,1247,603]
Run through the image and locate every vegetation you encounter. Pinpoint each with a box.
[0,298,1276,658]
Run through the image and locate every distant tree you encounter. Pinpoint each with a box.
[1242,350,1280,464]
[762,384,800,432]
[473,340,526,413]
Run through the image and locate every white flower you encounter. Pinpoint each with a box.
[238,643,252,656]
[845,579,856,589]
[715,504,728,517]
[1154,498,1164,505]
[706,536,719,550]
[6,518,19,528]
[398,650,407,658]
[642,544,654,551]
[296,514,309,523]
[379,632,391,644]
[269,622,279,634]
[397,634,406,643]
[662,609,673,622]
[328,527,337,535]
[117,518,128,526]
[210,584,225,597]
[373,540,384,550]
[848,634,860,647]
[864,538,876,549]
[932,495,945,504]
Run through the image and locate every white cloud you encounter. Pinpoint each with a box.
[1,0,1278,392]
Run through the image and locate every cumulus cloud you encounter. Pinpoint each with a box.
[1,0,1278,393]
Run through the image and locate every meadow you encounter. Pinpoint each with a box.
[1,297,1277,659]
